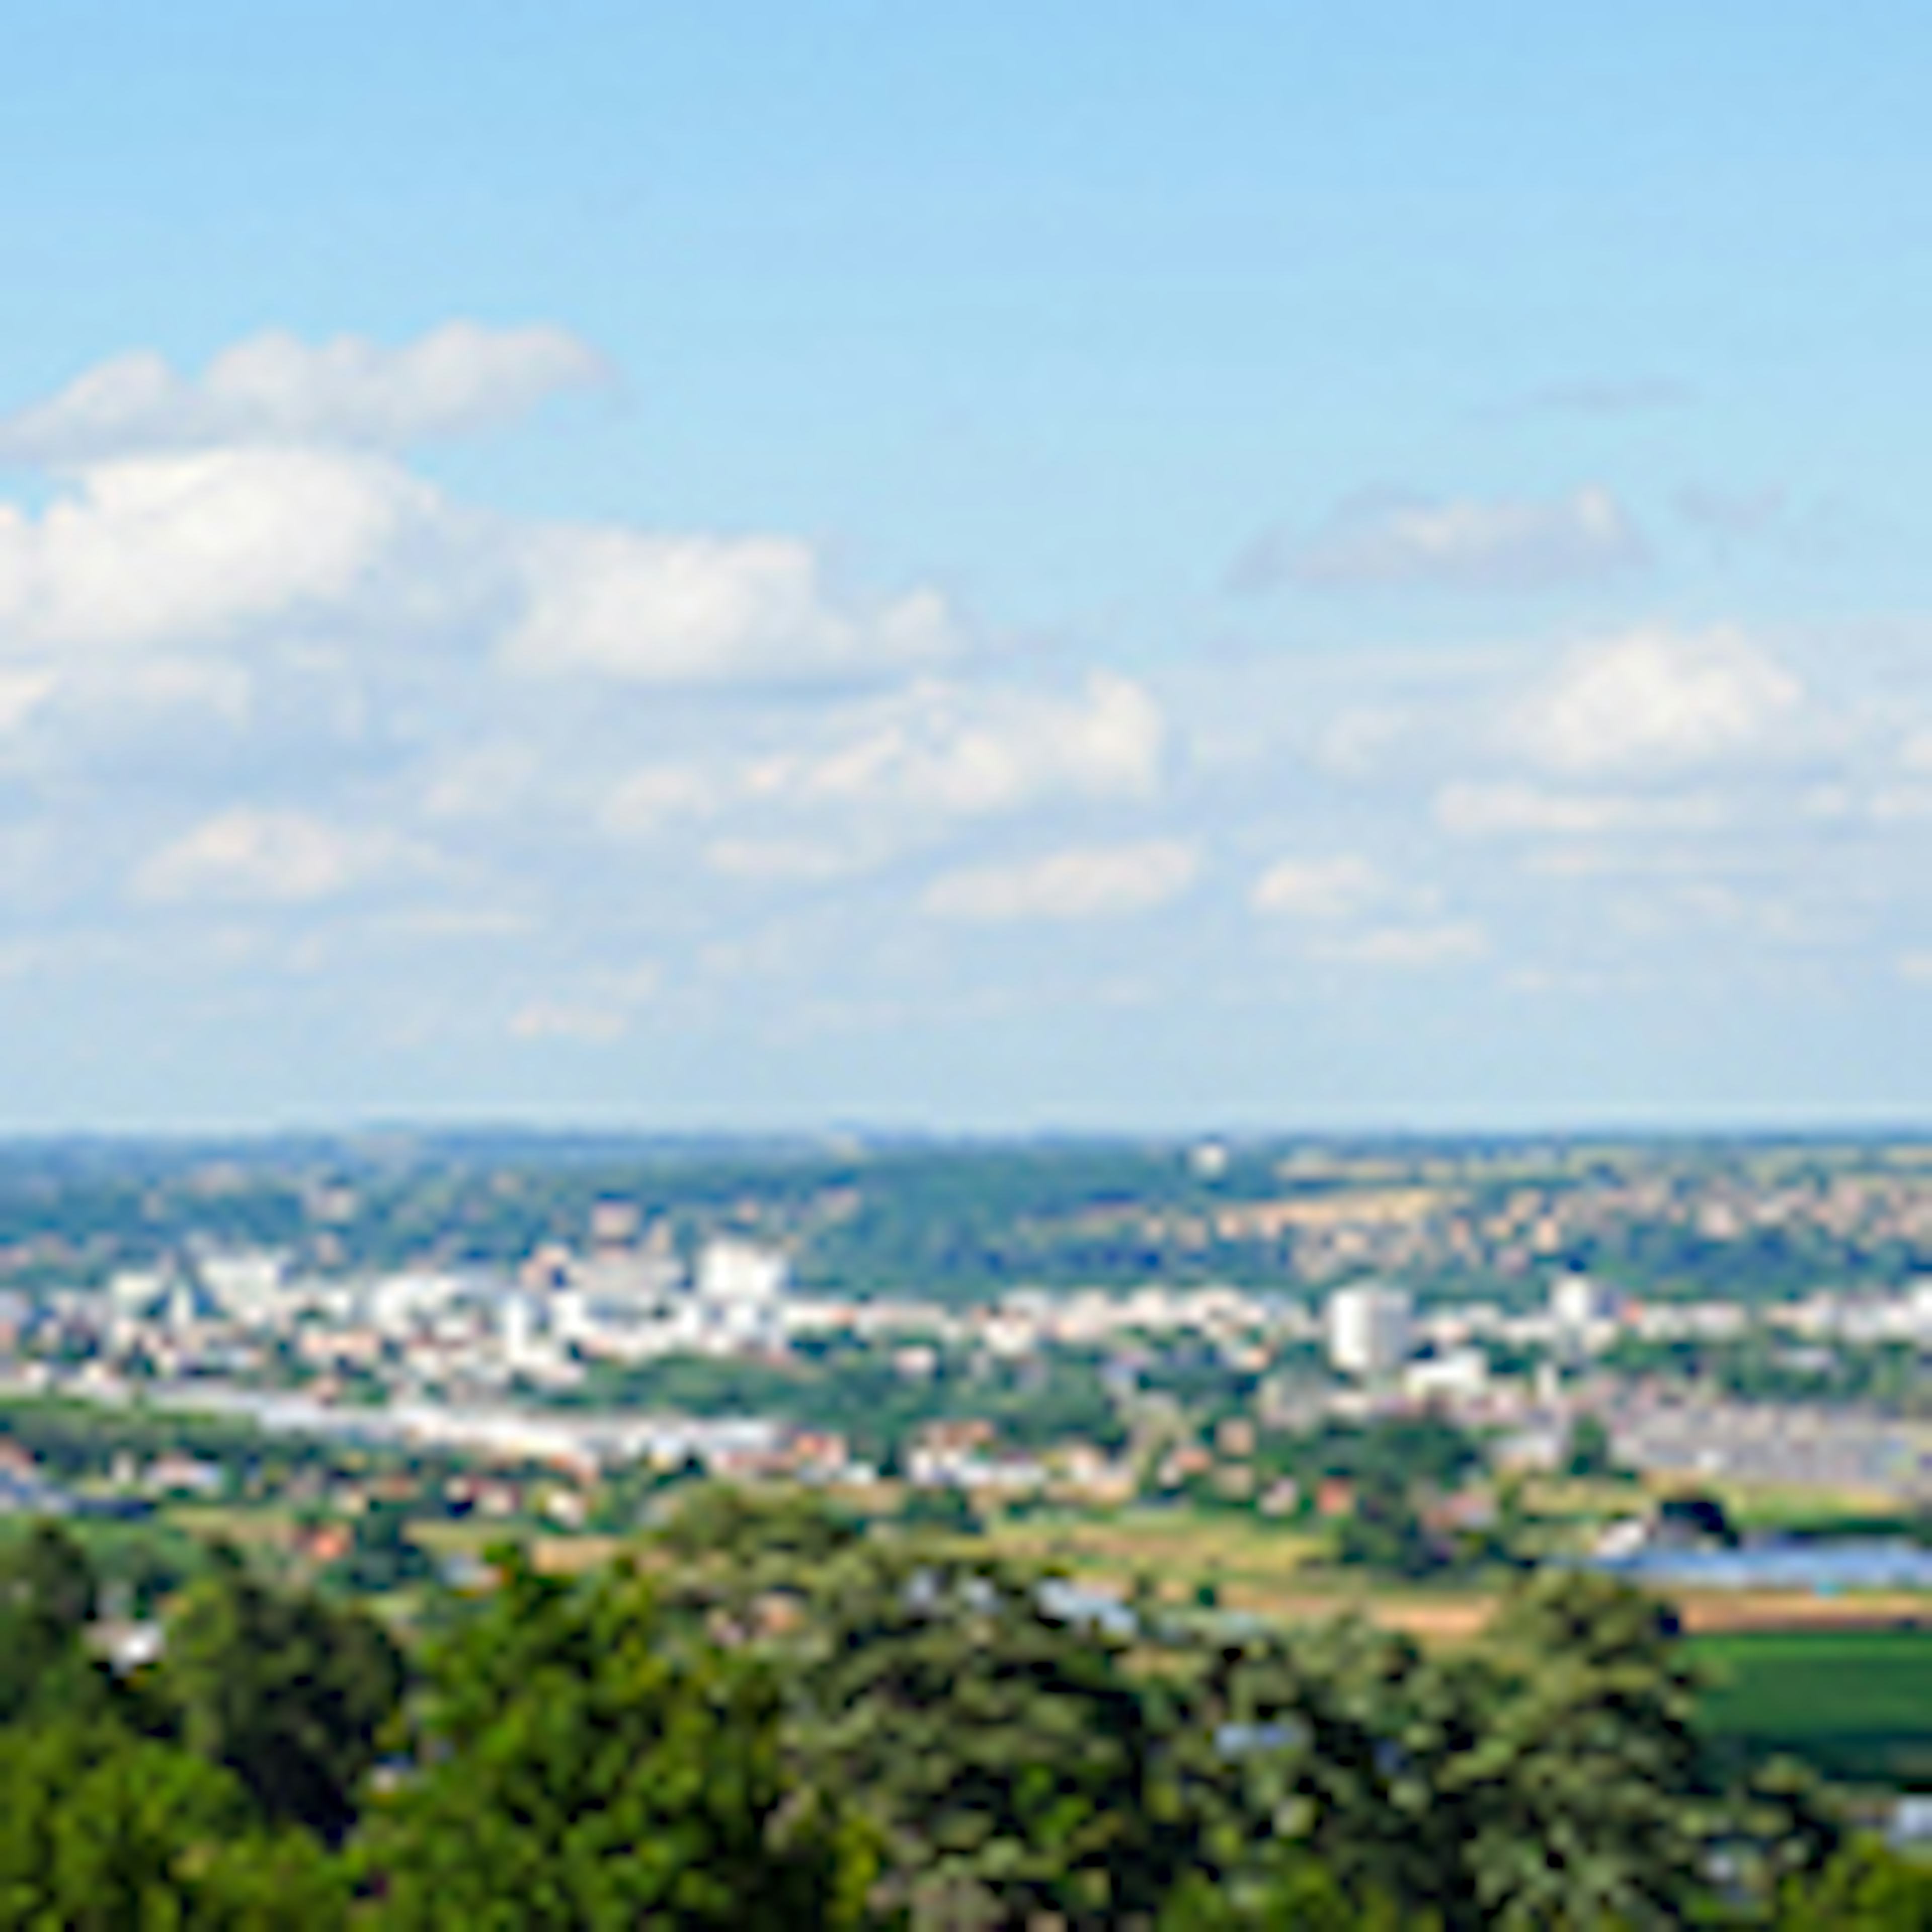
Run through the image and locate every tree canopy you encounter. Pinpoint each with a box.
[0,1497,1916,1929]
[161,1545,406,1843]
[360,1547,868,1929]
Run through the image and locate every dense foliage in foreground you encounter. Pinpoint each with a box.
[0,1500,1926,1929]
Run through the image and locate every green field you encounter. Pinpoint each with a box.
[1693,1627,1932,1790]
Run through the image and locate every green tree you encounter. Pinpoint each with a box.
[792,1539,1183,1929]
[1159,1570,1713,1930]
[0,1521,122,1729]
[1331,1468,1443,1578]
[319,1501,435,1597]
[361,1547,868,1930]
[1155,1850,1403,1930]
[1174,1617,1484,1923]
[1458,1570,1708,1928]
[0,1716,345,1930]
[655,1481,864,1571]
[0,1517,99,1629]
[1716,1756,1845,1903]
[162,1546,405,1843]
[1770,1838,1932,1929]
[1562,1411,1619,1480]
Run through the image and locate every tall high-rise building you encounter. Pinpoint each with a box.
[1326,1283,1412,1380]
[1549,1273,1619,1354]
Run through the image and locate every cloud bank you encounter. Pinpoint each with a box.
[0,319,1923,1113]
[1236,486,1646,593]
[0,323,607,463]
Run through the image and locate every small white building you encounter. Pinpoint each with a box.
[1403,1347,1488,1401]
[696,1239,788,1307]
[107,1268,172,1322]
[196,1250,288,1323]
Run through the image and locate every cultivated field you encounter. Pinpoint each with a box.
[1694,1627,1932,1789]
[986,1507,1932,1644]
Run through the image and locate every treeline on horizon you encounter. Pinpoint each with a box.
[0,1491,1927,1929]
[0,1131,1926,1307]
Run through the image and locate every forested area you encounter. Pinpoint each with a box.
[0,1493,1926,1929]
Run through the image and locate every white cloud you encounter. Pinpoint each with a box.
[1313,706,1407,778]
[0,322,606,463]
[703,835,877,883]
[504,528,955,686]
[91,654,255,723]
[1508,626,1801,776]
[1310,920,1489,969]
[1250,853,1382,920]
[597,673,1163,851]
[134,808,408,904]
[509,999,631,1043]
[1240,486,1644,592]
[1435,781,1729,838]
[746,673,1163,815]
[600,763,720,837]
[0,447,433,653]
[0,667,57,732]
[1250,852,1485,971]
[510,963,659,1043]
[0,327,965,722]
[921,840,1197,923]
[1870,785,1932,824]
[423,743,546,822]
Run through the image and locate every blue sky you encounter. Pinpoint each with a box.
[0,3,1927,1131]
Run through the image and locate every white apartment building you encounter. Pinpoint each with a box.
[695,1239,788,1306]
[1326,1282,1412,1381]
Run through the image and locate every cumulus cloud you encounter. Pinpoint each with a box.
[0,326,962,714]
[0,440,949,702]
[0,447,435,653]
[422,743,547,822]
[597,673,1163,848]
[1313,706,1408,778]
[702,835,878,883]
[0,667,57,732]
[1869,785,1932,825]
[921,840,1197,922]
[509,1000,631,1043]
[599,763,720,837]
[1250,852,1486,971]
[746,673,1163,815]
[133,808,409,904]
[1508,626,1802,776]
[509,964,659,1043]
[1310,920,1489,969]
[0,323,607,463]
[504,529,955,686]
[1235,486,1645,593]
[1250,853,1382,920]
[1434,781,1729,838]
